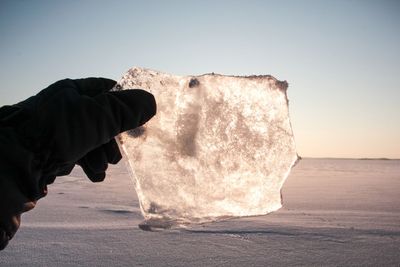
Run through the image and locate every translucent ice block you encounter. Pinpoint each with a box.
[115,67,298,228]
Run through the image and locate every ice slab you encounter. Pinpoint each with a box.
[115,67,298,228]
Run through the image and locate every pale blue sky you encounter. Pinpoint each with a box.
[1,0,399,158]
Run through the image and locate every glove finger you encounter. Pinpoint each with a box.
[8,215,20,240]
[56,163,75,176]
[22,201,36,213]
[0,214,20,246]
[79,159,106,182]
[0,229,8,250]
[85,146,108,173]
[97,89,157,133]
[78,146,108,182]
[20,78,116,109]
[103,139,122,164]
[72,78,117,97]
[65,89,156,161]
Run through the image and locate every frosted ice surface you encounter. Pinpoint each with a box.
[116,67,298,228]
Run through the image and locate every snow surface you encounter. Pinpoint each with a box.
[1,158,399,266]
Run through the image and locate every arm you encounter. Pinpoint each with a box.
[0,78,156,250]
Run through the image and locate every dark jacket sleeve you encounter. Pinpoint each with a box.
[0,106,45,200]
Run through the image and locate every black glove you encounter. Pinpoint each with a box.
[0,77,156,250]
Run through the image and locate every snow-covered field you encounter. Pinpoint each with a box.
[1,158,399,266]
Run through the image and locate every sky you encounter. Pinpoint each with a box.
[0,0,399,159]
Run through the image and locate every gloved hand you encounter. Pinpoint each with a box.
[0,78,156,250]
